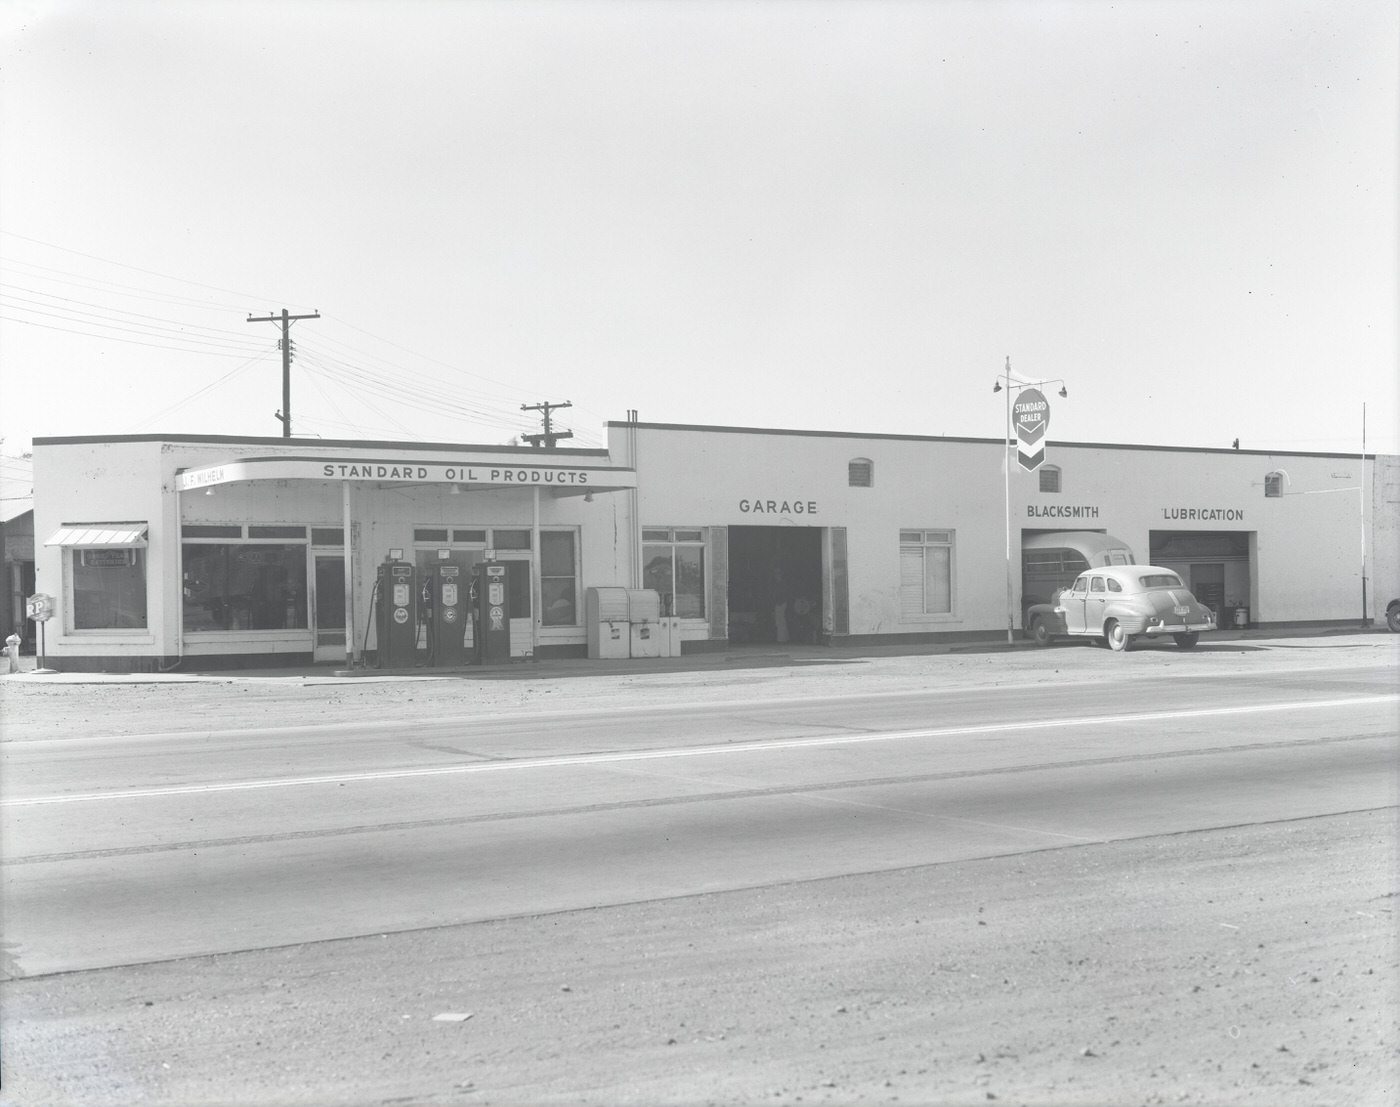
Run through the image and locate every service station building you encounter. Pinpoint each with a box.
[27,421,1399,671]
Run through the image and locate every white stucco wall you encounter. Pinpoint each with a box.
[33,427,1398,666]
[1369,454,1400,620]
[614,423,1397,638]
[34,436,634,665]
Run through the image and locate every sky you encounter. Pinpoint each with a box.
[1,0,1396,509]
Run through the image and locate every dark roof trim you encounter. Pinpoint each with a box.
[32,432,609,456]
[605,420,1376,461]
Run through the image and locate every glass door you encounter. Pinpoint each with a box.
[312,553,346,663]
[499,554,534,658]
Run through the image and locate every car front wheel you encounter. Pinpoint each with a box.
[1106,620,1133,652]
[1174,632,1199,649]
[1030,617,1053,647]
[1388,604,1400,633]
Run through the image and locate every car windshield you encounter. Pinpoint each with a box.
[1139,573,1184,588]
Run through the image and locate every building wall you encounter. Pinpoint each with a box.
[33,427,1398,668]
[1370,454,1400,621]
[614,423,1396,639]
[33,439,170,664]
[2,509,35,646]
[33,436,634,668]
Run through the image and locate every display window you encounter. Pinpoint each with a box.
[540,531,576,626]
[410,526,580,628]
[70,547,148,630]
[642,528,706,618]
[182,542,308,631]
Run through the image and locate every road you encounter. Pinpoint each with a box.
[3,649,1394,979]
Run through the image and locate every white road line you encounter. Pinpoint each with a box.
[4,694,1394,808]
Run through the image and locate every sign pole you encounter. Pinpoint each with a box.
[996,363,1063,646]
[1003,359,1014,644]
[25,594,57,674]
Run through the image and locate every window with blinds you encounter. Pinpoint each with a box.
[899,529,953,618]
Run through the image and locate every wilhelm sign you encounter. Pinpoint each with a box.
[1013,387,1050,472]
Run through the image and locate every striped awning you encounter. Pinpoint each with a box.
[45,523,149,548]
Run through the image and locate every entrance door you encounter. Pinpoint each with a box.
[312,553,346,663]
[499,555,534,657]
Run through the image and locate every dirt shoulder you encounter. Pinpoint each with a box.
[1,633,1395,743]
[3,810,1395,1107]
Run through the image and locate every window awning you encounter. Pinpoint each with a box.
[46,523,149,548]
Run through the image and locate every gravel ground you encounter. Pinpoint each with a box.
[1,631,1395,742]
[0,812,1394,1107]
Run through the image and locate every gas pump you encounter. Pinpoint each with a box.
[472,560,511,664]
[430,551,469,667]
[374,554,417,668]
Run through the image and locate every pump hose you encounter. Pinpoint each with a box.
[361,578,380,665]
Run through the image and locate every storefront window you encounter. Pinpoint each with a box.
[182,543,308,631]
[642,529,706,618]
[410,526,577,627]
[541,531,576,626]
[72,548,148,629]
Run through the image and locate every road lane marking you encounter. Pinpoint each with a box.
[4,693,1395,808]
[6,661,1392,749]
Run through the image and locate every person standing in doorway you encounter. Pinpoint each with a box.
[771,565,791,644]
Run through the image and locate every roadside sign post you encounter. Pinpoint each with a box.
[995,360,1068,644]
[25,593,56,675]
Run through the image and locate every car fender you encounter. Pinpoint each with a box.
[1026,603,1066,633]
[1103,602,1150,635]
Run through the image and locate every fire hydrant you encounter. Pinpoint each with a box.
[4,632,20,674]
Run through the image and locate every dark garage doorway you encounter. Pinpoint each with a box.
[728,526,823,644]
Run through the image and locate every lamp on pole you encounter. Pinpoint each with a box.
[993,357,1068,644]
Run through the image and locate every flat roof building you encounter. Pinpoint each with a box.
[27,423,1399,671]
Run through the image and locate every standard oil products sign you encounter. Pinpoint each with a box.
[1013,388,1050,473]
[175,457,636,492]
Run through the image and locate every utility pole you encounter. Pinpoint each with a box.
[521,400,573,448]
[248,308,320,437]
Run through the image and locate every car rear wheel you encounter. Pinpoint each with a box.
[1174,632,1199,649]
[1030,617,1052,647]
[1388,604,1400,633]
[1106,620,1133,652]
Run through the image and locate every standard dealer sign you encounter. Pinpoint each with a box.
[1013,387,1050,473]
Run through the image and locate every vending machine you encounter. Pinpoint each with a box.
[430,554,469,667]
[375,555,417,668]
[473,560,510,664]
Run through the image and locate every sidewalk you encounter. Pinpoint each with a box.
[1,624,1390,684]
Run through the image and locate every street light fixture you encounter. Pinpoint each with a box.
[994,357,1069,644]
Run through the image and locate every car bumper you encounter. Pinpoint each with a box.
[1143,621,1215,636]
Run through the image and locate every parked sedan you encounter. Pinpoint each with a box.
[1026,565,1217,651]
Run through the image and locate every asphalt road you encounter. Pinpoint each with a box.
[3,653,1394,978]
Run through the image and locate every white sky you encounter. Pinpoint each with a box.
[1,0,1396,506]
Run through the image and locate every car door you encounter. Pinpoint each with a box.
[1085,574,1108,635]
[1058,574,1089,633]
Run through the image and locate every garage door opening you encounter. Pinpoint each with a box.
[1149,530,1254,627]
[727,526,823,644]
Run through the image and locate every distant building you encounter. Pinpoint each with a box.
[2,506,35,650]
